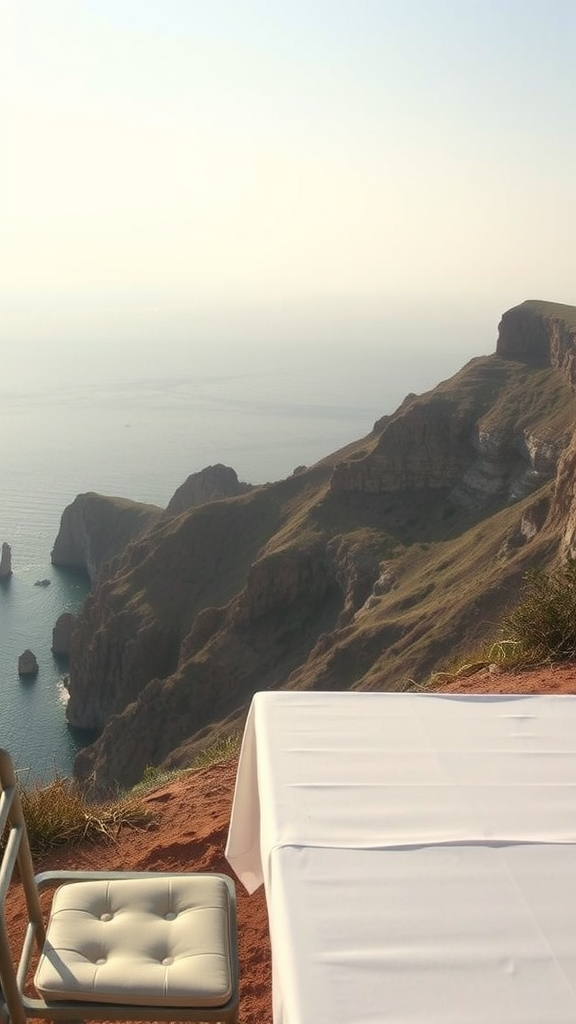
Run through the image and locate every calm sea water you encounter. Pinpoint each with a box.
[0,339,476,782]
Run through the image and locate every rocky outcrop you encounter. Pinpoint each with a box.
[450,425,566,510]
[496,300,576,385]
[18,650,38,677]
[65,300,576,796]
[496,302,576,557]
[325,534,384,624]
[51,492,162,585]
[330,320,575,512]
[0,542,12,579]
[52,612,75,658]
[165,464,250,516]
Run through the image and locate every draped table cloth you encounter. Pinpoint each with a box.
[225,691,576,1023]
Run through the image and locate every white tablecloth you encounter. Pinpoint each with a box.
[225,691,576,1023]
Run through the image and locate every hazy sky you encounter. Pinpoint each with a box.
[1,0,575,358]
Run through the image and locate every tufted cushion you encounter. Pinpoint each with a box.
[34,875,234,1007]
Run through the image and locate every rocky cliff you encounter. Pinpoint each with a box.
[165,463,251,515]
[65,300,576,796]
[51,492,162,585]
[52,466,253,587]
[496,300,576,381]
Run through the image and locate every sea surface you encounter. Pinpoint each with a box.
[0,338,478,783]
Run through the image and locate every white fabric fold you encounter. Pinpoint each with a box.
[226,692,576,891]
[225,692,576,1023]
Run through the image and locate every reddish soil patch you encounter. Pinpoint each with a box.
[4,759,272,1024]
[5,665,576,1023]
[427,660,576,695]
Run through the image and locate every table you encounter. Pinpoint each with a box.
[225,691,576,1023]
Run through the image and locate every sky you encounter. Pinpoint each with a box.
[1,0,575,376]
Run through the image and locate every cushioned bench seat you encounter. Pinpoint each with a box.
[34,875,234,1008]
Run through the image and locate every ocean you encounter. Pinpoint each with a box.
[0,334,481,783]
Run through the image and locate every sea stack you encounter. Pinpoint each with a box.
[0,542,12,579]
[52,612,75,658]
[18,650,39,677]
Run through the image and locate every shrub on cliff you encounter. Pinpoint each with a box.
[497,559,576,664]
[430,559,576,683]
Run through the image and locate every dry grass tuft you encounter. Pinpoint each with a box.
[18,774,151,856]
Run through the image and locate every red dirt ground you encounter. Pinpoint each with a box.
[5,664,576,1024]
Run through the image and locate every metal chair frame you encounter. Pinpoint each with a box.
[0,748,239,1024]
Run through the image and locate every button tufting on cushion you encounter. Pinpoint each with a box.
[34,875,234,1008]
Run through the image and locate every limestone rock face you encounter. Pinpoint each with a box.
[18,650,38,677]
[165,464,250,516]
[450,425,566,511]
[0,542,12,579]
[52,612,75,658]
[66,300,576,797]
[51,492,162,585]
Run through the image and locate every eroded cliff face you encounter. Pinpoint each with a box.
[500,302,576,559]
[51,492,162,585]
[66,300,576,796]
[496,300,576,385]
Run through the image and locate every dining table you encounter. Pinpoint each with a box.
[225,690,576,1024]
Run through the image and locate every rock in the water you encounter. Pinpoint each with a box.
[34,578,51,588]
[52,612,75,658]
[18,650,39,677]
[0,542,12,579]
